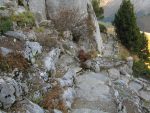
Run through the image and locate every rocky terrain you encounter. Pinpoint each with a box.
[0,0,150,113]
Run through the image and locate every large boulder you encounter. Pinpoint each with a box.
[28,0,46,23]
[46,0,103,52]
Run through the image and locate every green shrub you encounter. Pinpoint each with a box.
[0,17,13,35]
[92,0,104,19]
[11,11,35,27]
[133,60,150,78]
[99,23,107,33]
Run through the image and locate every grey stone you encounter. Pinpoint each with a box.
[5,31,27,41]
[76,72,110,101]
[46,0,103,52]
[126,57,133,68]
[44,48,60,78]
[0,47,12,56]
[72,108,108,113]
[54,109,62,113]
[29,0,46,23]
[24,41,42,63]
[24,30,37,41]
[21,99,45,113]
[0,77,26,109]
[120,64,133,75]
[129,81,143,92]
[108,68,120,80]
[139,90,150,101]
[59,69,76,87]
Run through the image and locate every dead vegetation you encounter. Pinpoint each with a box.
[0,52,30,72]
[42,85,67,113]
[51,8,95,42]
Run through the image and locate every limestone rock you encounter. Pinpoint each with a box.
[59,69,76,87]
[108,68,120,80]
[29,0,46,23]
[53,109,62,113]
[0,47,12,56]
[21,99,45,113]
[46,0,103,52]
[139,90,150,101]
[5,31,27,41]
[44,48,60,77]
[0,77,27,109]
[126,57,133,68]
[72,108,108,113]
[24,41,42,63]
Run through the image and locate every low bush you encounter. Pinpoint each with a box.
[0,17,13,35]
[78,50,91,62]
[99,23,107,33]
[133,60,150,78]
[92,0,104,19]
[11,11,35,28]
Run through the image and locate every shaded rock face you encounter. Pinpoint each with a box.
[45,0,103,52]
[29,0,46,22]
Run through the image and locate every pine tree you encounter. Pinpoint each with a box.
[113,0,141,52]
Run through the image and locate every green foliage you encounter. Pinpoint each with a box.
[133,60,150,78]
[99,23,107,33]
[92,0,104,19]
[18,0,24,6]
[11,11,35,27]
[0,17,13,35]
[113,0,149,58]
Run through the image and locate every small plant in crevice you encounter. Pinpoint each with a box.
[11,11,35,28]
[0,17,13,35]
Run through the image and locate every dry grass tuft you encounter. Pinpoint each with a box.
[42,85,67,113]
[0,52,30,72]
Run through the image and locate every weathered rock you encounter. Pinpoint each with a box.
[59,69,76,87]
[120,64,133,75]
[76,72,110,101]
[44,48,60,77]
[126,57,133,68]
[139,90,150,101]
[63,88,75,109]
[5,31,27,41]
[29,0,46,23]
[63,31,73,40]
[21,99,45,113]
[53,109,62,113]
[24,41,42,63]
[122,99,142,113]
[0,77,27,109]
[108,68,120,80]
[46,0,103,52]
[84,60,100,72]
[129,81,143,93]
[24,30,37,41]
[0,47,12,56]
[72,108,108,113]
